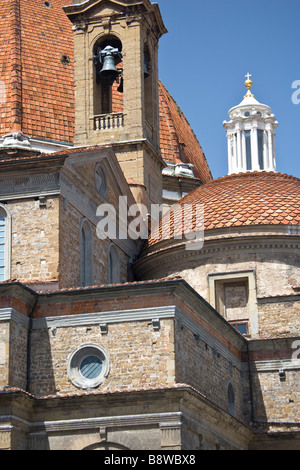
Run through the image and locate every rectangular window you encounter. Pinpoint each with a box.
[230,322,249,336]
[0,215,5,282]
[257,130,264,170]
[215,279,249,322]
[208,270,258,338]
[245,130,252,170]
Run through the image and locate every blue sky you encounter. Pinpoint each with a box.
[157,0,300,179]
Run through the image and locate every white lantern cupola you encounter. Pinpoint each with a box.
[223,74,278,175]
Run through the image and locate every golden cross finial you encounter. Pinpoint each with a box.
[244,72,254,98]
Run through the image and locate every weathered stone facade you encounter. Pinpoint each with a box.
[0,279,299,450]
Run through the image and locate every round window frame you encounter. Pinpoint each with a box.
[67,344,110,390]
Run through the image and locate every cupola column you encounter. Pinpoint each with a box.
[236,124,243,171]
[251,121,259,171]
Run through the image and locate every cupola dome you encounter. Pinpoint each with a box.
[223,74,278,175]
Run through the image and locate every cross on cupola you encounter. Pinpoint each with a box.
[223,74,278,175]
[244,73,254,97]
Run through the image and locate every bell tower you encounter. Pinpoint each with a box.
[64,0,167,206]
[223,74,278,175]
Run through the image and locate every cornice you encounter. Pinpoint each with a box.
[64,0,167,38]
[0,307,30,328]
[135,231,300,279]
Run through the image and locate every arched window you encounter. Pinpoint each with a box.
[0,205,11,282]
[226,381,236,416]
[144,45,153,128]
[80,219,93,287]
[108,244,120,284]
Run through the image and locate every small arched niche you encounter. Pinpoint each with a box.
[95,163,107,197]
[108,243,120,284]
[80,219,93,287]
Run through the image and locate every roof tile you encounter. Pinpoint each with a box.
[148,171,300,247]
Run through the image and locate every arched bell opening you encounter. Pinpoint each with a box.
[93,36,124,120]
[144,44,154,138]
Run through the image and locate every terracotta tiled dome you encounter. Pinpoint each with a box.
[148,171,300,247]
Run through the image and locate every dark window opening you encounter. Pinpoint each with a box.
[245,130,252,170]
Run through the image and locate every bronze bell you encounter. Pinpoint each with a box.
[100,53,119,82]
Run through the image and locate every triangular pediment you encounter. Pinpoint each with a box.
[66,146,136,206]
[66,0,129,17]
[65,146,138,256]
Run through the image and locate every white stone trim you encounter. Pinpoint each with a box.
[251,359,300,372]
[0,412,183,436]
[0,136,72,154]
[0,308,29,328]
[32,305,178,329]
[0,204,11,281]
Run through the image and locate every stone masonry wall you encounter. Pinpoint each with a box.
[8,197,60,282]
[59,158,131,288]
[249,338,300,424]
[251,368,300,423]
[29,284,249,425]
[174,318,247,423]
[139,240,300,340]
[257,297,300,339]
[0,322,9,386]
[29,318,175,397]
[8,319,28,390]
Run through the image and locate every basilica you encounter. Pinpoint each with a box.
[0,0,299,450]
